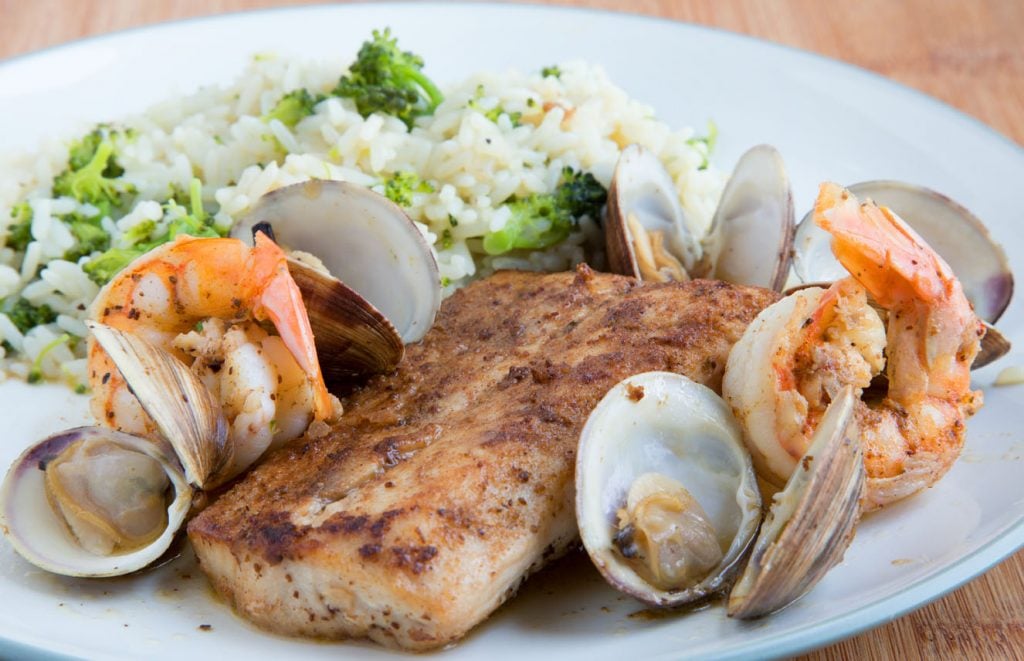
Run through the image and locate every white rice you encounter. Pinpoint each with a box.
[0,54,724,386]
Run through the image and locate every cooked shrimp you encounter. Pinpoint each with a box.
[87,233,336,475]
[724,182,984,510]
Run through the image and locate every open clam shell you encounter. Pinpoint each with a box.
[728,386,864,618]
[605,144,704,282]
[0,426,192,578]
[576,372,761,608]
[703,145,794,291]
[793,181,1014,323]
[605,144,794,291]
[233,180,441,344]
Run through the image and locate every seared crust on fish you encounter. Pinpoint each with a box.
[188,267,777,650]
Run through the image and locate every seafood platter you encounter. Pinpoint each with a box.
[0,5,1021,658]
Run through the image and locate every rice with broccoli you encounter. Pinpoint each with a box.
[0,29,724,387]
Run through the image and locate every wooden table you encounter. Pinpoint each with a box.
[2,1,1022,658]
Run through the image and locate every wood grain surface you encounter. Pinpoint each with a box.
[2,1,1022,659]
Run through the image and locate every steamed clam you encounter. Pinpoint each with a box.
[0,324,230,577]
[605,144,794,290]
[575,372,761,607]
[233,180,442,350]
[0,427,191,577]
[605,144,704,282]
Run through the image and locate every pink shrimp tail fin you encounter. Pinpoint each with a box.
[813,182,955,309]
[249,232,334,422]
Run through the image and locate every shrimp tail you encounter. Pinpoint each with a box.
[248,232,334,422]
[813,182,955,309]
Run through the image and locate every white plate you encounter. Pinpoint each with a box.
[2,4,1023,660]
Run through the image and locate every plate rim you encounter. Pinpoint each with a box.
[1,3,1022,659]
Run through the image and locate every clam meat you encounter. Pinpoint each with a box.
[0,427,191,578]
[576,371,761,607]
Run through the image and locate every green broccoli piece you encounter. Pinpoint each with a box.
[82,248,144,284]
[483,167,608,255]
[686,120,719,170]
[334,28,444,128]
[263,89,322,128]
[63,215,110,261]
[153,178,221,244]
[82,178,221,284]
[6,202,33,251]
[1,297,57,334]
[27,333,70,384]
[541,65,562,79]
[483,195,567,255]
[52,128,134,215]
[554,166,607,223]
[123,219,157,247]
[383,171,433,207]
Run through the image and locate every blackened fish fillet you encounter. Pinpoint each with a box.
[188,266,777,650]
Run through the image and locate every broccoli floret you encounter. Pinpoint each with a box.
[6,202,33,251]
[158,211,221,244]
[154,178,221,244]
[334,28,444,128]
[82,248,144,284]
[64,214,110,261]
[541,65,562,79]
[686,120,719,170]
[483,167,608,255]
[263,89,323,128]
[483,194,567,255]
[124,219,158,247]
[1,297,57,334]
[82,178,221,284]
[27,333,70,384]
[52,128,134,215]
[383,171,433,207]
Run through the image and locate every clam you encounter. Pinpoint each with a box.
[0,427,191,577]
[576,372,761,607]
[793,181,1014,323]
[605,144,704,282]
[605,144,794,290]
[728,385,864,618]
[232,180,442,348]
[0,323,247,577]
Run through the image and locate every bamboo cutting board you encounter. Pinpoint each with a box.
[2,1,1022,658]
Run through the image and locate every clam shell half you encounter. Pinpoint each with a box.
[88,321,232,489]
[703,145,794,291]
[605,144,704,281]
[728,385,864,618]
